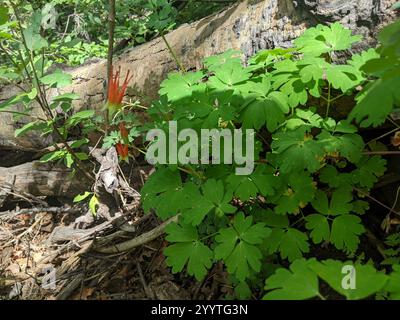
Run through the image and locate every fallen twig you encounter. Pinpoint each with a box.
[94,215,179,253]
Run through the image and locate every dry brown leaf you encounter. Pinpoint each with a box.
[391,131,400,147]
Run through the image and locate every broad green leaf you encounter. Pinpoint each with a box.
[164,223,213,280]
[319,165,353,188]
[70,138,89,149]
[204,49,242,70]
[271,127,324,173]
[330,214,364,254]
[295,22,361,56]
[278,228,310,262]
[240,91,289,131]
[273,172,315,214]
[141,167,182,217]
[215,212,271,281]
[352,156,386,189]
[325,64,363,92]
[0,5,8,25]
[305,214,330,244]
[40,69,72,88]
[182,179,236,225]
[311,187,353,216]
[316,130,364,164]
[39,150,66,163]
[0,92,31,110]
[23,27,48,51]
[208,64,251,91]
[14,121,42,137]
[52,93,80,102]
[89,194,99,216]
[348,48,380,70]
[73,191,92,203]
[385,265,400,300]
[159,71,203,101]
[66,110,95,127]
[264,259,320,300]
[350,78,400,127]
[309,259,388,300]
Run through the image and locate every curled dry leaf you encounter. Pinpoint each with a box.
[391,131,400,147]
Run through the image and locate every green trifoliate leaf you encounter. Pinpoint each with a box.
[273,171,315,214]
[164,223,213,280]
[261,209,289,228]
[215,212,271,281]
[271,127,324,173]
[225,164,279,201]
[325,64,364,92]
[155,182,202,220]
[316,130,364,164]
[330,214,364,254]
[348,48,380,71]
[309,259,388,300]
[385,265,400,300]
[40,69,72,88]
[203,49,242,70]
[305,214,330,244]
[159,71,204,101]
[279,228,310,262]
[141,167,182,217]
[349,77,400,127]
[264,259,320,300]
[319,165,353,188]
[352,156,386,189]
[182,179,236,225]
[295,22,362,56]
[265,228,310,262]
[240,91,289,131]
[311,188,353,216]
[208,63,251,92]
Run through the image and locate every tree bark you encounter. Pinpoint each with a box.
[0,0,397,151]
[0,162,87,202]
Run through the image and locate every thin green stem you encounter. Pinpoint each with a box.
[0,110,47,121]
[178,166,204,179]
[0,41,19,71]
[161,32,185,72]
[10,2,94,182]
[200,232,219,242]
[317,293,326,300]
[105,0,116,135]
[325,82,331,117]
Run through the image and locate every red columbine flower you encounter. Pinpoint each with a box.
[116,122,130,161]
[107,66,133,114]
[119,122,129,141]
[116,143,129,161]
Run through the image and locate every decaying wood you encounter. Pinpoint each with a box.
[0,0,397,151]
[0,161,87,200]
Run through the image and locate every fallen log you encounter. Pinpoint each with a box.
[0,0,397,151]
[0,162,87,202]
